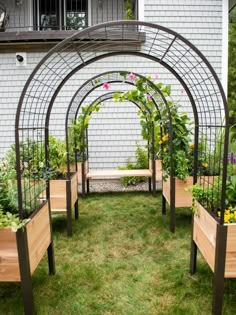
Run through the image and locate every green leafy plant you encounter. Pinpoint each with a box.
[0,208,30,232]
[118,144,148,187]
[124,0,135,20]
[114,75,193,181]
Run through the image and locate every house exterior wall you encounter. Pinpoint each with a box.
[0,0,227,170]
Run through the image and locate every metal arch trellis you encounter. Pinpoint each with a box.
[15,21,229,315]
[64,70,169,196]
[65,71,175,202]
[63,69,193,230]
[75,90,156,194]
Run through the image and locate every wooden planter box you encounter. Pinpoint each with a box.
[149,159,162,181]
[77,160,88,184]
[0,202,54,313]
[162,176,193,207]
[193,201,236,278]
[50,172,78,213]
[0,202,52,282]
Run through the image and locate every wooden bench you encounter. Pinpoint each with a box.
[79,160,162,195]
[86,169,152,179]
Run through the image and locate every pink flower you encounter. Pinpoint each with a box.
[180,88,185,94]
[147,94,152,101]
[128,73,136,81]
[154,73,159,80]
[102,82,110,90]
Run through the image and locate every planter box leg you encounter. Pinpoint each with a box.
[74,199,79,220]
[170,201,175,233]
[190,241,197,274]
[162,195,166,215]
[66,181,72,237]
[47,243,55,275]
[148,177,152,192]
[190,215,197,274]
[17,229,35,315]
[212,225,227,315]
[152,173,156,196]
[87,178,90,194]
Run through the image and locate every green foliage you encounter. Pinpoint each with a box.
[69,102,101,160]
[48,135,67,179]
[0,209,29,232]
[119,144,148,186]
[228,16,236,134]
[124,0,135,20]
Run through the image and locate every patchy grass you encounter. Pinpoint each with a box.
[1,191,236,314]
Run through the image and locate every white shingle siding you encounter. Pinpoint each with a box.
[0,0,226,170]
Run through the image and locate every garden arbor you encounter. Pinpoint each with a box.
[65,70,169,196]
[15,21,229,315]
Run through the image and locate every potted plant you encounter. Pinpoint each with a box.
[0,151,55,314]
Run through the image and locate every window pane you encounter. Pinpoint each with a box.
[39,0,59,30]
[66,0,87,30]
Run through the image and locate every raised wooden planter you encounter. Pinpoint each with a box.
[0,202,54,313]
[50,172,78,236]
[162,176,193,207]
[193,201,236,278]
[77,160,88,184]
[50,172,78,213]
[149,159,162,181]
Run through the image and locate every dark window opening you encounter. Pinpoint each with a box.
[34,0,87,31]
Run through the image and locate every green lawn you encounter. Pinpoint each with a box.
[1,192,236,314]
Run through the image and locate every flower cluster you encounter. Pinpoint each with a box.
[218,207,236,224]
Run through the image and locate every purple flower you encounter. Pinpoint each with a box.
[147,94,152,101]
[128,73,136,81]
[180,88,185,94]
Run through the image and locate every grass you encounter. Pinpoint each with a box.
[1,191,236,314]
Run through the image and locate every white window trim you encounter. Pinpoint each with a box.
[88,0,91,26]
[138,0,144,21]
[222,0,228,96]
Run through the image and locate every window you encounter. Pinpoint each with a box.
[34,0,87,31]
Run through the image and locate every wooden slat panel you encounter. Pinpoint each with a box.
[193,202,217,272]
[193,220,215,272]
[50,178,66,211]
[162,176,193,207]
[225,224,236,278]
[86,169,152,179]
[77,161,88,184]
[71,173,78,207]
[0,228,20,282]
[27,203,51,275]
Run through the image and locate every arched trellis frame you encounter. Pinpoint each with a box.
[15,21,229,314]
[69,88,162,196]
[65,70,171,197]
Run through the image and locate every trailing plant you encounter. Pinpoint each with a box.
[114,75,193,181]
[69,102,101,161]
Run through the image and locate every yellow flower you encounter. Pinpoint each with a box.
[159,140,163,145]
[162,134,169,142]
[202,162,208,168]
[189,144,194,149]
[225,209,230,215]
[217,211,221,217]
[163,148,167,153]
[224,214,230,223]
